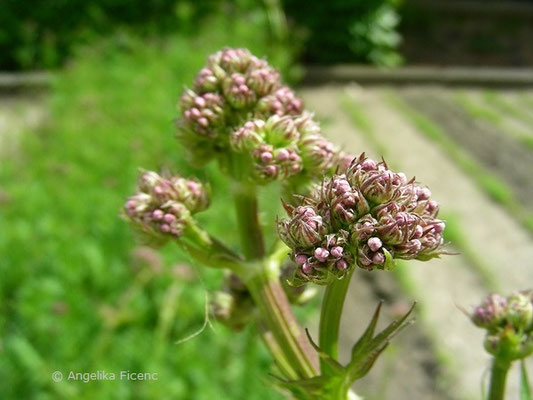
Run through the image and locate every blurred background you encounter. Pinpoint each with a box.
[1,0,533,399]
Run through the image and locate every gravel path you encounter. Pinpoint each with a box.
[0,94,47,157]
[397,87,533,215]
[300,84,533,400]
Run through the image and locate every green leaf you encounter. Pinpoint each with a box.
[350,301,383,361]
[347,302,415,382]
[382,248,396,270]
[305,329,345,376]
[521,360,532,400]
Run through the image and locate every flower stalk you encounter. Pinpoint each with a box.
[232,182,265,260]
[488,357,511,400]
[319,269,355,372]
[242,263,319,379]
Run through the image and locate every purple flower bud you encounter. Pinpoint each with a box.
[471,290,533,359]
[302,262,313,275]
[317,175,370,225]
[223,73,257,108]
[372,252,385,265]
[164,213,176,223]
[295,254,308,265]
[367,237,382,252]
[123,171,210,240]
[330,246,344,258]
[276,148,289,162]
[314,247,330,262]
[231,116,303,183]
[152,209,164,220]
[260,152,273,163]
[179,89,225,137]
[194,67,219,93]
[471,293,508,328]
[257,86,303,117]
[336,260,348,270]
[278,204,326,249]
[346,154,406,205]
[247,67,280,97]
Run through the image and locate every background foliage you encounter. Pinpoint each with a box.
[0,12,304,399]
[0,0,402,70]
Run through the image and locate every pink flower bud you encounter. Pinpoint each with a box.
[367,237,383,252]
[295,254,308,265]
[372,252,385,265]
[314,247,330,262]
[330,246,344,258]
[336,260,348,270]
[302,262,312,275]
[164,213,176,223]
[152,209,164,220]
[277,148,289,161]
[260,152,273,163]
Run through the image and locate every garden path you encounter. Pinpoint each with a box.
[300,84,533,400]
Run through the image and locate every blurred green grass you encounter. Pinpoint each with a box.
[0,17,298,400]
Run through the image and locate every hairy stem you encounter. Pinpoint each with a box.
[488,357,511,400]
[319,270,354,373]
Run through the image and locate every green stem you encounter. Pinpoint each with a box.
[232,180,317,380]
[243,264,319,379]
[258,323,298,379]
[488,357,511,400]
[181,222,243,269]
[232,182,265,260]
[319,270,354,373]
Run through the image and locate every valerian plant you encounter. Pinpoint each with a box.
[469,291,533,400]
[122,47,452,399]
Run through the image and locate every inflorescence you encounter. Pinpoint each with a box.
[471,290,533,359]
[176,47,340,183]
[277,153,446,285]
[124,171,209,240]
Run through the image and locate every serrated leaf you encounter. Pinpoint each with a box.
[521,360,532,400]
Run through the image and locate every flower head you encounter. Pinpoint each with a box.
[123,171,209,240]
[257,86,303,117]
[471,290,533,360]
[231,115,304,182]
[179,90,225,137]
[177,48,305,167]
[277,153,447,285]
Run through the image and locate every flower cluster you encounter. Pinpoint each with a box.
[124,171,209,239]
[277,153,446,285]
[471,291,533,359]
[176,48,338,182]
